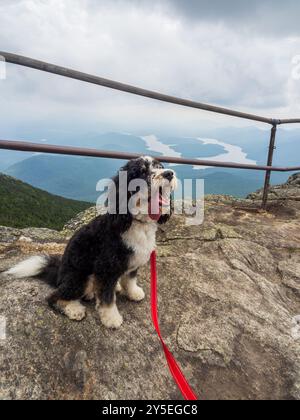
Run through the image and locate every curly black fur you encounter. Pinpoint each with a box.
[45,211,134,308]
[35,157,174,311]
[39,255,61,288]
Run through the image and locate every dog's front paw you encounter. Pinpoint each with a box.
[127,286,145,302]
[99,305,123,329]
[64,301,86,321]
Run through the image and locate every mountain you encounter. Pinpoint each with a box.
[5,154,125,202]
[5,153,267,200]
[0,173,90,230]
[3,129,299,200]
[202,171,263,197]
[0,150,34,171]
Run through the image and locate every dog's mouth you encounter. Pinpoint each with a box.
[148,187,169,221]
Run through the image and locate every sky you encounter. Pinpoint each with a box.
[0,0,300,139]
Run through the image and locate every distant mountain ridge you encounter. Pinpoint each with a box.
[0,173,90,230]
[4,154,267,201]
[3,130,298,200]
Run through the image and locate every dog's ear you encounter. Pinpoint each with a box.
[106,167,133,232]
[158,195,173,225]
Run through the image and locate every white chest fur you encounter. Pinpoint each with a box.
[122,221,157,272]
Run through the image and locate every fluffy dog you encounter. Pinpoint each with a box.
[6,156,177,329]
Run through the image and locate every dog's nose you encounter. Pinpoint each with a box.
[163,170,174,181]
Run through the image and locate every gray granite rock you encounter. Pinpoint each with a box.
[0,180,300,400]
[248,173,300,201]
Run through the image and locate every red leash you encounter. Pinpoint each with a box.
[150,251,198,400]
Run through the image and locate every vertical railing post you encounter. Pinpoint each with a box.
[262,124,278,209]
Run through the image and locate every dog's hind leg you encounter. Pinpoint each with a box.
[53,298,87,321]
[47,271,89,321]
[120,270,145,302]
[82,275,96,301]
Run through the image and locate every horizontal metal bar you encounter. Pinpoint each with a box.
[1,139,299,172]
[0,51,279,125]
[278,118,300,125]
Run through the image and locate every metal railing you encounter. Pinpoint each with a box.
[0,52,300,208]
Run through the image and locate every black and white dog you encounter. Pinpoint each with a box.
[6,156,177,329]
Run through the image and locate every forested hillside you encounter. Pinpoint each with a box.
[0,173,91,230]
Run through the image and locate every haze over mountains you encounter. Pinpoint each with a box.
[2,128,299,202]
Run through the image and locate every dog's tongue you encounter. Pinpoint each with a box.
[148,192,162,221]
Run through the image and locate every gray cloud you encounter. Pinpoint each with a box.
[0,0,299,139]
[146,0,300,36]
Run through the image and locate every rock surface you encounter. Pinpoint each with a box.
[248,172,300,201]
[0,175,300,400]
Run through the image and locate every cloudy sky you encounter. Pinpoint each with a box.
[0,0,300,139]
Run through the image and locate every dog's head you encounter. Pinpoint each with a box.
[110,156,177,225]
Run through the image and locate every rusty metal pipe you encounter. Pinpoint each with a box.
[278,119,300,125]
[1,139,299,172]
[1,52,300,211]
[0,51,278,125]
[262,126,278,208]
[3,52,299,125]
